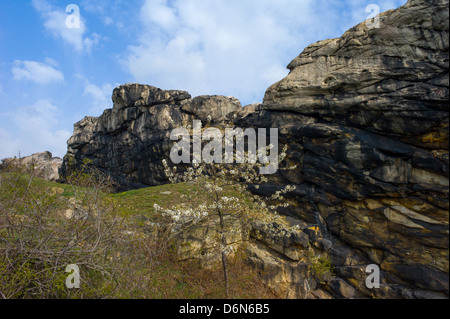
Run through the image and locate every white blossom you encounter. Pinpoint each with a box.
[157,143,300,262]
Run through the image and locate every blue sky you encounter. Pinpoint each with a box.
[0,0,406,159]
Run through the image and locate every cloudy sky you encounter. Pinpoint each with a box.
[0,0,406,159]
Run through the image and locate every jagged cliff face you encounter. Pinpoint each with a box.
[1,151,62,181]
[264,0,448,144]
[237,0,449,298]
[61,84,241,189]
[61,0,448,298]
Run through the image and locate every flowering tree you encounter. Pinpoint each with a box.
[155,143,298,297]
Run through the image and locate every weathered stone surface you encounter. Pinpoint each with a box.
[326,277,362,299]
[60,84,240,190]
[180,95,241,123]
[1,151,62,181]
[249,221,311,261]
[170,214,246,264]
[245,242,318,299]
[235,0,449,298]
[263,0,449,146]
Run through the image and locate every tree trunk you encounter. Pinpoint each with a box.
[218,208,229,298]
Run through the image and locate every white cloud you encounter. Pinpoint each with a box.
[74,74,115,115]
[121,0,328,105]
[83,82,114,115]
[44,57,60,68]
[32,0,100,53]
[0,100,72,159]
[103,16,114,26]
[141,0,179,31]
[122,0,407,105]
[79,0,126,30]
[14,99,59,129]
[12,60,64,85]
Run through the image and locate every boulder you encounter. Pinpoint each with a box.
[112,83,191,110]
[180,95,241,123]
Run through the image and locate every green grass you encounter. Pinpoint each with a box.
[110,182,253,223]
[111,183,192,220]
[2,172,253,220]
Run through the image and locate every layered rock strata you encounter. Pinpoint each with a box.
[60,83,241,190]
[238,0,449,298]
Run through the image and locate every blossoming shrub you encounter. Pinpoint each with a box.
[156,144,299,296]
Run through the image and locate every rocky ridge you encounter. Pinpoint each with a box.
[1,151,62,181]
[60,0,449,298]
[60,84,241,190]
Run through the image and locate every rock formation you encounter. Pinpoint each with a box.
[61,0,448,299]
[60,83,241,190]
[1,151,62,181]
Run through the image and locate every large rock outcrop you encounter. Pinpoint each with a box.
[237,0,449,298]
[60,83,241,190]
[61,0,448,299]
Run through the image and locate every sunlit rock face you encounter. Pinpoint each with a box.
[1,151,62,182]
[60,83,241,190]
[236,0,449,299]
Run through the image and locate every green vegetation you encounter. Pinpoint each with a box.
[0,164,277,299]
[309,254,334,283]
[111,182,253,221]
[157,147,297,298]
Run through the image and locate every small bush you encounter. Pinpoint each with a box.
[0,163,126,298]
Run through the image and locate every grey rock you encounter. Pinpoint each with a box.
[394,264,449,292]
[1,151,62,181]
[238,0,449,298]
[60,84,241,190]
[112,83,191,110]
[181,95,241,123]
[327,277,362,299]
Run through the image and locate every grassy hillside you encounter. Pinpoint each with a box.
[111,181,254,222]
[0,168,277,299]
